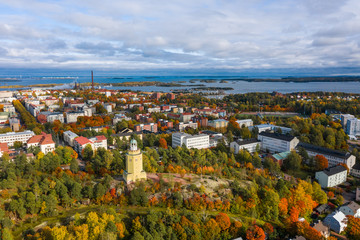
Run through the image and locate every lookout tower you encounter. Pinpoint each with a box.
[123,139,147,183]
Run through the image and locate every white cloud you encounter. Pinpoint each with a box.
[0,0,359,69]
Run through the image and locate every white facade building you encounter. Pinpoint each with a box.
[315,165,347,188]
[0,131,35,147]
[47,113,64,123]
[323,211,347,234]
[236,119,253,128]
[230,139,261,154]
[27,133,55,154]
[298,142,356,169]
[66,112,84,123]
[63,130,79,147]
[257,132,299,153]
[346,118,360,137]
[341,114,355,130]
[177,122,198,131]
[172,132,209,149]
[89,135,108,150]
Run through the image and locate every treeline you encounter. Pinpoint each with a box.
[12,100,43,132]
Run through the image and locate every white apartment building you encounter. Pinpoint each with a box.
[298,142,356,169]
[172,132,209,149]
[74,136,94,156]
[208,119,229,129]
[66,111,84,123]
[236,119,253,128]
[315,165,347,188]
[177,121,198,131]
[0,131,35,147]
[63,130,79,147]
[89,135,108,150]
[341,114,355,130]
[257,132,299,153]
[230,139,261,154]
[147,107,161,113]
[346,118,360,138]
[47,113,64,123]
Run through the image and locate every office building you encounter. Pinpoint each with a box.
[172,132,209,149]
[257,132,299,153]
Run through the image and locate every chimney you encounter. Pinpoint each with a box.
[91,70,94,90]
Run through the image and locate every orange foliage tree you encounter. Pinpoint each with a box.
[215,213,231,231]
[345,216,360,240]
[159,138,168,149]
[246,225,266,240]
[315,155,328,171]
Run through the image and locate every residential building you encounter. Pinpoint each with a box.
[63,130,79,147]
[257,132,299,153]
[9,118,20,132]
[236,119,253,128]
[0,131,35,147]
[341,114,355,130]
[123,139,147,183]
[201,130,227,148]
[104,103,113,113]
[230,138,261,154]
[346,118,360,137]
[113,114,131,125]
[135,123,158,133]
[151,92,161,100]
[0,112,9,125]
[356,188,360,202]
[66,111,84,123]
[111,132,143,144]
[298,142,356,169]
[323,211,347,233]
[166,93,175,100]
[89,135,108,150]
[270,151,291,166]
[74,136,94,156]
[312,221,330,239]
[339,201,360,217]
[172,132,209,149]
[177,121,198,131]
[147,106,160,113]
[0,142,13,158]
[351,162,360,178]
[27,133,55,154]
[47,112,64,123]
[315,165,347,188]
[208,119,229,129]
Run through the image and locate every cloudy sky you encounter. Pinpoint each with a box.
[0,0,360,70]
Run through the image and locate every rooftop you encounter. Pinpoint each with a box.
[320,165,347,176]
[74,136,92,145]
[258,132,296,141]
[341,201,360,212]
[298,142,351,159]
[235,138,260,146]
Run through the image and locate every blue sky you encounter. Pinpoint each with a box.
[0,0,359,70]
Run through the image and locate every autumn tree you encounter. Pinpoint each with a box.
[246,224,266,240]
[345,216,360,240]
[159,138,168,149]
[314,155,328,171]
[215,213,231,231]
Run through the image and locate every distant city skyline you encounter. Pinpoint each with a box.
[0,0,360,70]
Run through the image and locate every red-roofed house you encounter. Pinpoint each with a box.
[74,136,94,156]
[0,142,14,157]
[27,133,55,154]
[90,135,108,150]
